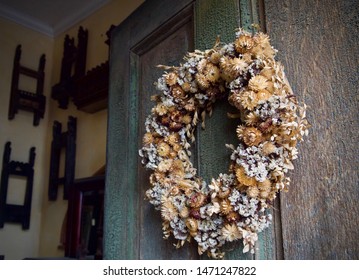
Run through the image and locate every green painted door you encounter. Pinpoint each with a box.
[105,0,276,259]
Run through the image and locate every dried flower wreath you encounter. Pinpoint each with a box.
[139,29,309,259]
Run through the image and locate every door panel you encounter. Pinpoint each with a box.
[133,7,196,259]
[106,0,277,259]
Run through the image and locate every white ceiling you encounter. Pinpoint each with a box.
[0,0,111,37]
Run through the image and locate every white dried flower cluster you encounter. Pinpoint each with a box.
[138,29,309,258]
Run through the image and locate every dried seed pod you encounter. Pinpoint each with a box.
[185,218,198,236]
[169,122,183,131]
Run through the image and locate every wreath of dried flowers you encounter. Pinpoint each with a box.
[139,29,309,259]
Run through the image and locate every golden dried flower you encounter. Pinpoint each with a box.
[260,67,276,80]
[161,199,178,221]
[169,186,180,196]
[242,53,252,63]
[182,114,192,124]
[228,91,243,110]
[245,112,260,125]
[249,75,269,92]
[259,190,270,199]
[235,166,257,187]
[188,192,207,208]
[165,72,178,86]
[172,143,182,152]
[204,63,220,83]
[231,57,248,76]
[170,159,185,177]
[222,224,242,242]
[197,59,207,73]
[166,133,179,146]
[157,142,171,157]
[257,90,272,103]
[218,188,231,199]
[150,171,166,185]
[251,33,275,59]
[220,199,233,215]
[154,103,168,116]
[158,159,173,172]
[179,206,189,218]
[261,141,276,155]
[143,132,154,146]
[195,73,210,89]
[184,98,196,111]
[247,186,259,198]
[219,57,235,80]
[171,85,186,99]
[237,126,263,146]
[258,179,272,192]
[209,51,221,64]
[239,90,259,110]
[235,34,255,53]
[181,82,191,92]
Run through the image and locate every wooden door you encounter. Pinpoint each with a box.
[105,0,358,260]
[105,0,275,259]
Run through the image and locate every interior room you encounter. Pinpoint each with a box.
[0,0,144,259]
[0,0,357,261]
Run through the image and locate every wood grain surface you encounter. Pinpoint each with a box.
[265,0,359,259]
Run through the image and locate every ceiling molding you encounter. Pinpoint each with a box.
[0,0,111,38]
[52,0,111,37]
[0,2,53,37]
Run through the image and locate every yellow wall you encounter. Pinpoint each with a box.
[38,0,144,258]
[0,0,144,259]
[0,17,54,260]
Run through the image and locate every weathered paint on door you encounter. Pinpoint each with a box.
[105,0,359,259]
[105,0,274,259]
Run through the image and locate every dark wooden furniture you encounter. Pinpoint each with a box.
[65,175,104,259]
[52,27,88,109]
[52,25,114,113]
[8,45,46,126]
[48,116,77,200]
[0,142,35,230]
